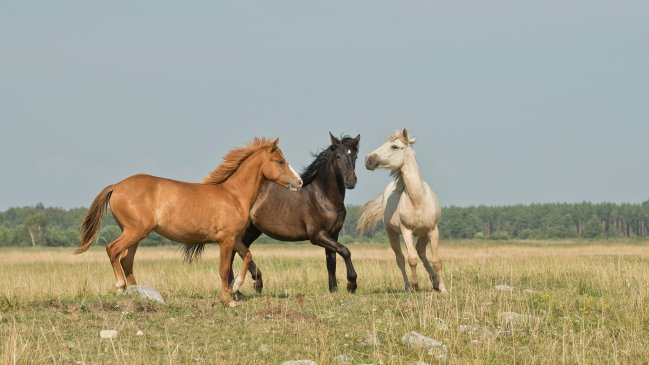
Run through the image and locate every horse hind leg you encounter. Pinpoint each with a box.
[120,243,139,286]
[415,235,440,291]
[106,231,144,293]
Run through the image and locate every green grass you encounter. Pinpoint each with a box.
[1,241,649,364]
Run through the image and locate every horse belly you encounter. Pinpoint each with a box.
[252,216,309,241]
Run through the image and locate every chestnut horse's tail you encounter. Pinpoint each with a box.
[358,193,384,234]
[75,185,114,254]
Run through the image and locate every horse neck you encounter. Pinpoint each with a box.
[397,149,427,208]
[220,151,266,210]
[313,158,346,203]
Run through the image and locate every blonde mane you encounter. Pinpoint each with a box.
[201,138,274,185]
[388,130,415,145]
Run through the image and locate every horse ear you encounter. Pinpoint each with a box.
[271,138,279,151]
[353,134,360,146]
[329,132,340,145]
[402,128,415,145]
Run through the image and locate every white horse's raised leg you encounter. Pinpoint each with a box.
[387,227,410,291]
[400,227,419,291]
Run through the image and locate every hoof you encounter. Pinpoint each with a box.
[254,281,263,295]
[115,287,125,295]
[232,291,243,301]
[228,301,238,308]
[346,282,357,294]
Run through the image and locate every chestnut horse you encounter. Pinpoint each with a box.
[358,129,446,292]
[75,138,303,306]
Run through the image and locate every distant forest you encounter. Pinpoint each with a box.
[1,201,648,247]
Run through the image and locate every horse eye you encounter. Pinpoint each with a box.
[391,145,399,150]
[278,160,285,165]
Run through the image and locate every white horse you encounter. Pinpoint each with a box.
[358,128,446,292]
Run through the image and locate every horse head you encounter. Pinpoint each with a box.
[365,128,416,172]
[329,132,360,189]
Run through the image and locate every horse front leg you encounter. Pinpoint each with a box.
[310,231,357,293]
[229,224,264,295]
[231,239,253,294]
[387,227,410,291]
[400,227,420,291]
[428,226,447,293]
[325,248,338,292]
[219,238,237,307]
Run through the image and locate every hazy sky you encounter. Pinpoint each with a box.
[1,1,648,210]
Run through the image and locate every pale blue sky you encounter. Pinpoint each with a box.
[1,1,648,210]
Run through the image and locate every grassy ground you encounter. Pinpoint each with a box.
[1,240,649,364]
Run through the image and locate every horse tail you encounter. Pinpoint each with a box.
[358,193,384,234]
[75,185,114,254]
[182,243,206,263]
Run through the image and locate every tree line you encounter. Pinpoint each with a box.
[1,200,648,247]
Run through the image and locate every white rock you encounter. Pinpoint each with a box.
[401,331,448,360]
[99,330,118,339]
[407,362,430,365]
[125,285,165,303]
[281,361,317,365]
[335,354,353,365]
[136,330,144,336]
[494,285,514,292]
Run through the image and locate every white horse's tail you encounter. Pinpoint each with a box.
[358,193,384,234]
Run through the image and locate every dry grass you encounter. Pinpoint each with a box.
[1,240,649,364]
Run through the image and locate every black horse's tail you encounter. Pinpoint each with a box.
[182,243,206,263]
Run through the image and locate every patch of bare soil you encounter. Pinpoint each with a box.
[254,305,317,322]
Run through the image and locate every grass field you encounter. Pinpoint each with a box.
[1,240,649,364]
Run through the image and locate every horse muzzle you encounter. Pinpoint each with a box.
[345,176,357,189]
[365,155,378,171]
[288,178,303,192]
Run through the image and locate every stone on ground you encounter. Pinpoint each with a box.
[99,330,118,339]
[401,331,448,360]
[125,285,165,303]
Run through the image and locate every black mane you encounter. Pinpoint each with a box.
[300,135,358,186]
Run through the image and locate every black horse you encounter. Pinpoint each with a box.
[230,133,360,293]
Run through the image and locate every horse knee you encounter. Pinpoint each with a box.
[407,256,418,268]
[339,246,351,259]
[432,260,443,272]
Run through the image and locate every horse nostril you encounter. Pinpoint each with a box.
[365,155,377,169]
